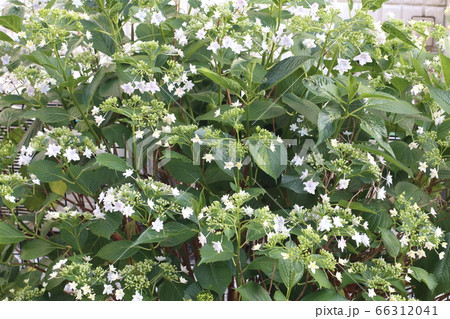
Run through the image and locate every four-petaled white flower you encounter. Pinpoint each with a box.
[123,169,133,178]
[134,10,147,22]
[121,82,134,95]
[46,143,61,158]
[385,172,393,187]
[308,261,319,274]
[353,52,372,66]
[303,179,319,194]
[418,162,428,172]
[318,216,332,231]
[333,58,352,75]
[408,142,418,150]
[181,207,193,219]
[224,162,234,170]
[115,289,125,300]
[202,153,215,163]
[302,38,316,49]
[430,168,438,179]
[72,0,83,8]
[83,147,93,158]
[338,178,350,190]
[151,11,166,26]
[191,134,203,144]
[300,169,309,180]
[152,218,164,232]
[1,54,11,65]
[337,237,346,252]
[212,241,223,253]
[198,233,207,246]
[63,147,80,162]
[376,186,386,200]
[103,284,114,295]
[368,288,376,298]
[280,34,294,49]
[132,291,143,301]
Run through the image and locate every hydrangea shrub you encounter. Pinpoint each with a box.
[0,0,449,301]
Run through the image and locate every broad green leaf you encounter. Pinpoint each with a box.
[0,30,14,42]
[20,239,56,260]
[89,211,122,239]
[0,108,24,127]
[187,91,219,106]
[96,240,139,260]
[96,153,129,172]
[359,114,395,157]
[236,281,271,301]
[302,289,347,301]
[133,222,197,247]
[28,160,66,182]
[278,259,304,289]
[317,109,339,145]
[337,201,378,214]
[354,144,413,176]
[362,0,388,11]
[394,181,431,205]
[199,237,234,264]
[311,269,333,289]
[162,151,201,184]
[158,281,185,301]
[49,180,67,196]
[382,21,417,48]
[261,56,311,90]
[0,15,22,32]
[410,266,437,291]
[23,108,71,124]
[198,68,241,95]
[440,52,450,86]
[0,222,26,244]
[247,136,287,180]
[410,56,431,85]
[245,256,282,283]
[194,262,232,297]
[245,100,286,121]
[282,93,320,125]
[365,99,420,114]
[428,86,450,115]
[380,228,400,258]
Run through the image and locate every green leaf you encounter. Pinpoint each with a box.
[278,259,304,289]
[198,68,241,95]
[261,56,311,90]
[317,109,339,145]
[301,289,347,301]
[20,240,56,260]
[394,181,431,205]
[247,136,286,180]
[236,281,272,301]
[382,21,417,48]
[282,93,320,125]
[89,211,122,239]
[158,281,185,301]
[28,160,66,182]
[359,114,394,157]
[380,228,400,258]
[311,269,333,289]
[0,108,24,127]
[0,15,22,32]
[199,237,234,264]
[0,30,14,43]
[245,100,286,121]
[0,222,26,244]
[337,201,378,214]
[362,0,388,11]
[428,86,450,115]
[354,144,413,176]
[365,99,420,114]
[23,108,71,124]
[162,151,201,184]
[96,153,129,172]
[410,266,437,291]
[440,52,450,86]
[133,222,197,247]
[96,240,139,260]
[194,262,232,297]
